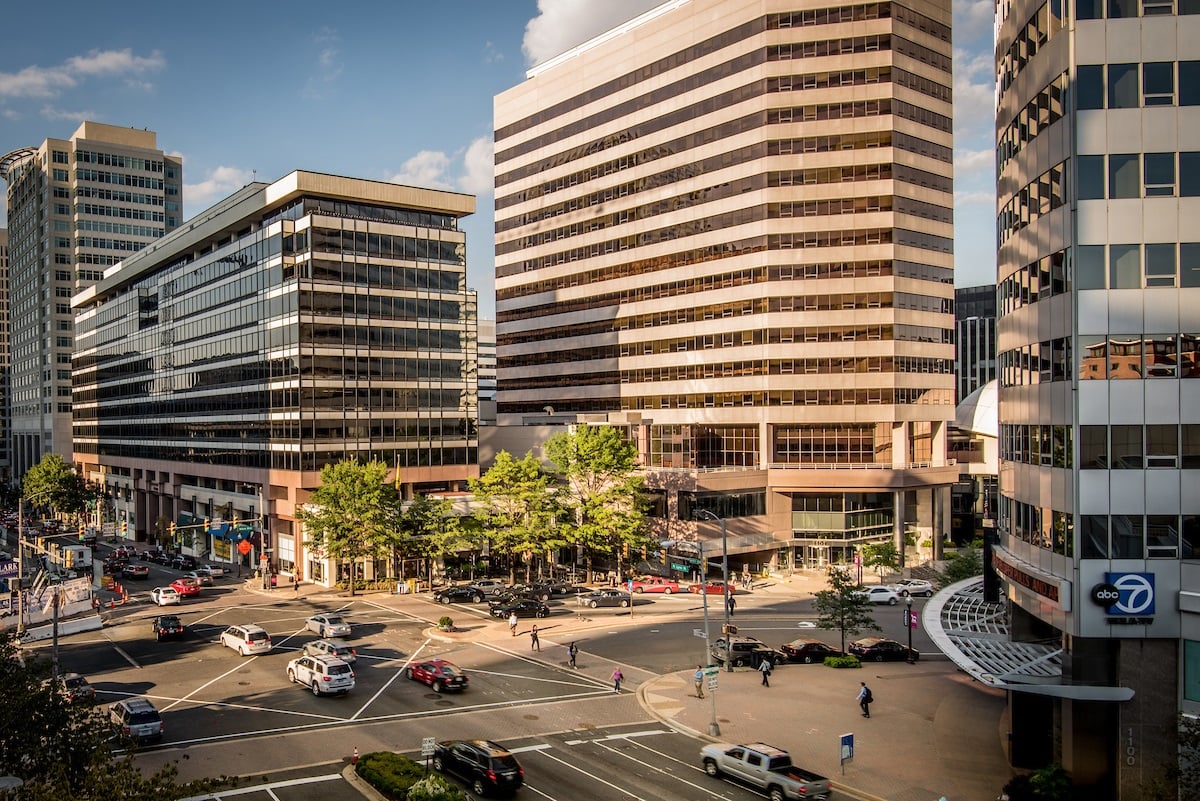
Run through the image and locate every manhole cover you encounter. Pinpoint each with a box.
[523,714,539,721]
[238,681,250,686]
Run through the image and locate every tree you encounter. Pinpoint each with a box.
[469,451,562,582]
[295,459,402,596]
[1165,713,1200,799]
[398,494,478,582]
[940,548,984,584]
[544,426,649,582]
[861,541,900,582]
[813,566,881,653]
[21,454,87,519]
[0,632,230,800]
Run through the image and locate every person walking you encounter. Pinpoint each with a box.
[508,612,519,636]
[726,592,736,617]
[530,624,540,652]
[758,658,773,687]
[292,574,299,593]
[568,641,579,669]
[611,667,624,693]
[857,681,873,717]
[693,664,705,698]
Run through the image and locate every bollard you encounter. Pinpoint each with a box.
[352,746,359,764]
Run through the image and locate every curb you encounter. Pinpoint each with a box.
[341,763,386,801]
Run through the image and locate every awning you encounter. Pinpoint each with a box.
[209,523,232,540]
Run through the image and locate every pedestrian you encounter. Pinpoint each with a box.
[568,641,578,669]
[509,612,519,636]
[693,664,705,698]
[857,681,873,717]
[611,667,624,693]
[292,573,299,592]
[758,658,772,687]
[726,592,736,617]
[531,624,540,652]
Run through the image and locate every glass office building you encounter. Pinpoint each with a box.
[72,171,478,583]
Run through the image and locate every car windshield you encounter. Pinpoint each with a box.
[160,617,179,626]
[64,676,87,688]
[128,710,160,724]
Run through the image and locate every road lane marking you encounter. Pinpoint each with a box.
[507,743,553,754]
[350,638,428,720]
[103,689,347,721]
[529,748,650,801]
[184,772,342,799]
[158,653,272,712]
[592,737,728,799]
[103,631,141,668]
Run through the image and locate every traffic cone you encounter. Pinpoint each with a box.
[352,746,359,764]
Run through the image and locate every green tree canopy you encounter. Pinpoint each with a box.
[0,632,229,800]
[861,541,900,581]
[813,566,882,653]
[544,426,650,581]
[399,493,478,579]
[469,450,562,581]
[939,548,984,584]
[296,459,402,596]
[21,454,87,518]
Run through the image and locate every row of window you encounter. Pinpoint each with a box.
[1076,242,1200,289]
[497,388,953,415]
[75,169,164,189]
[997,1,1065,99]
[75,186,164,206]
[74,237,147,252]
[999,337,1072,387]
[71,443,477,474]
[1077,513,1195,560]
[310,228,464,267]
[76,150,165,172]
[999,496,1072,556]
[1076,0,1200,20]
[1079,424,1200,469]
[1000,424,1074,468]
[997,162,1066,245]
[1078,151,1200,200]
[76,203,165,222]
[999,249,1068,315]
[76,220,164,238]
[1079,333,1199,379]
[1079,61,1200,112]
[997,72,1067,177]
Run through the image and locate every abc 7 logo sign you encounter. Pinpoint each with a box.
[1090,574,1155,615]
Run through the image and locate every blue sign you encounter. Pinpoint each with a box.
[1102,572,1155,616]
[840,732,854,761]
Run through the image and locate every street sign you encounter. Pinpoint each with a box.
[693,628,706,638]
[421,737,436,757]
[839,732,854,775]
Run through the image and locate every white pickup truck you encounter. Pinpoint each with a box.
[700,742,831,801]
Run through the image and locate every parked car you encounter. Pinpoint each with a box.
[151,614,186,641]
[287,654,355,696]
[169,577,201,597]
[434,584,486,604]
[489,599,549,619]
[688,580,737,595]
[470,578,510,596]
[894,578,935,597]
[700,742,831,800]
[406,658,468,693]
[122,563,150,580]
[849,637,919,662]
[711,636,785,669]
[149,586,181,606]
[54,672,95,703]
[432,740,524,797]
[576,588,632,608]
[855,585,902,605]
[170,554,199,571]
[303,638,358,664]
[629,576,680,594]
[184,570,213,587]
[780,639,843,664]
[220,624,272,656]
[194,564,227,578]
[109,698,164,744]
[305,613,351,638]
[506,582,552,601]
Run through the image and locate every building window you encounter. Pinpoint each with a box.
[1109,154,1140,198]
[1108,63,1139,107]
[1181,152,1200,196]
[1080,515,1109,557]
[1144,153,1176,195]
[1077,155,1105,199]
[1109,244,1141,289]
[1078,65,1104,109]
[1145,244,1177,286]
[1080,425,1107,467]
[1111,425,1144,466]
[1076,245,1106,289]
[1143,62,1175,104]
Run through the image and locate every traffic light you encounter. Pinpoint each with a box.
[78,522,84,538]
[232,515,239,527]
[204,518,210,531]
[120,521,127,536]
[169,522,176,538]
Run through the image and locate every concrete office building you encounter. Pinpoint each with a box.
[0,228,9,480]
[494,0,957,570]
[72,171,479,584]
[954,283,997,403]
[478,319,497,425]
[994,1,1200,794]
[1,122,182,478]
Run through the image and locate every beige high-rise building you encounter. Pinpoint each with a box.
[1,122,181,477]
[494,0,956,569]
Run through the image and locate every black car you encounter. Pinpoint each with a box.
[140,549,167,562]
[432,739,524,797]
[710,636,785,668]
[780,638,844,664]
[505,583,552,601]
[489,599,550,619]
[103,558,128,575]
[170,554,198,571]
[151,614,185,641]
[848,637,920,662]
[434,585,485,604]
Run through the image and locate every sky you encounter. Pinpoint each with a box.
[0,0,997,319]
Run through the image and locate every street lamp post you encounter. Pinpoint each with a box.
[15,489,65,679]
[905,595,915,664]
[694,508,732,672]
[698,541,720,737]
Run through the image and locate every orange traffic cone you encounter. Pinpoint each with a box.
[352,746,359,764]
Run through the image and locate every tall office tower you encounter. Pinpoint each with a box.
[494,0,957,569]
[1,122,182,478]
[954,284,997,402]
[72,171,478,583]
[477,319,497,425]
[0,227,9,480]
[994,1,1200,794]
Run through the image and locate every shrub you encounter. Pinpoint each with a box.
[407,774,468,801]
[355,751,428,800]
[438,615,454,630]
[824,655,862,669]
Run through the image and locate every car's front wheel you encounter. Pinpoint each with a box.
[311,681,321,696]
[432,755,444,772]
[288,669,297,684]
[703,758,720,777]
[887,598,897,605]
[803,655,814,664]
[620,599,629,608]
[634,587,643,593]
[440,596,451,604]
[589,600,598,608]
[663,587,672,594]
[875,654,885,662]
[472,594,483,603]
[432,680,443,693]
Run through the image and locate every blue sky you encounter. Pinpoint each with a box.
[0,0,997,319]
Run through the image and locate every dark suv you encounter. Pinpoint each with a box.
[432,739,524,796]
[710,636,785,668]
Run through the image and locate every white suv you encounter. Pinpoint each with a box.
[219,624,272,656]
[287,654,355,696]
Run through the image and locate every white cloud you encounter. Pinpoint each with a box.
[483,41,504,64]
[458,137,494,196]
[954,0,996,44]
[39,105,97,122]
[954,190,995,206]
[304,28,343,100]
[0,48,164,99]
[184,166,255,213]
[388,151,454,190]
[955,147,994,176]
[522,0,662,66]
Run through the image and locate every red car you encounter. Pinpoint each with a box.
[629,576,680,594]
[688,580,736,595]
[405,658,468,693]
[169,577,201,597]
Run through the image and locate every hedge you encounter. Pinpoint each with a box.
[355,751,429,800]
[824,655,862,669]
